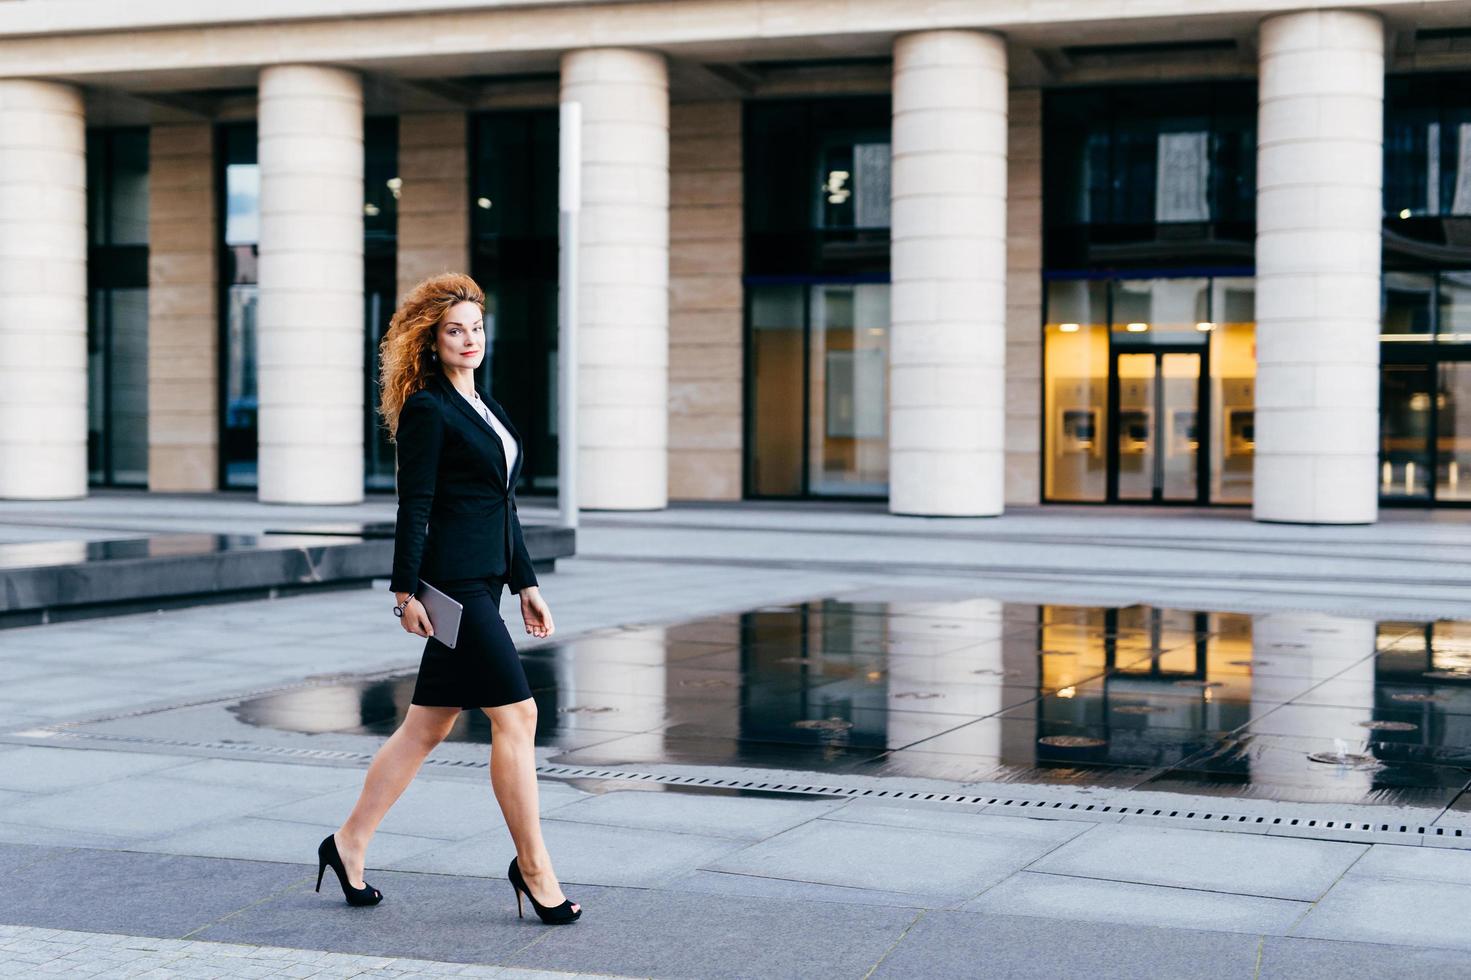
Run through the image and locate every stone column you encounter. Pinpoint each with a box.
[0,81,87,499]
[1006,88,1043,507]
[669,99,742,501]
[889,30,1008,516]
[1254,10,1384,524]
[397,112,468,302]
[561,48,669,510]
[148,123,218,491]
[256,64,364,504]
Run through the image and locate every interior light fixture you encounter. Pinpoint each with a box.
[1196,321,1215,332]
[1057,686,1077,699]
[363,202,380,216]
[1126,322,1149,332]
[1399,208,1412,219]
[476,197,493,209]
[1059,322,1080,333]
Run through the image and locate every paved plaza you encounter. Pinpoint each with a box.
[3,495,1471,977]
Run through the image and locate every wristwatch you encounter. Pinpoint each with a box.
[393,593,414,618]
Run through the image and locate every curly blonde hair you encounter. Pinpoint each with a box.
[378,272,485,440]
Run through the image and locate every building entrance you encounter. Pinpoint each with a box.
[1043,276,1256,506]
[1110,349,1205,504]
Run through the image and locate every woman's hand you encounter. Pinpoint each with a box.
[520,586,554,639]
[395,592,434,639]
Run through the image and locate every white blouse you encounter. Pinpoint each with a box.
[458,388,519,477]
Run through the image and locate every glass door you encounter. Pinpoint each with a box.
[1110,349,1203,503]
[1380,363,1433,502]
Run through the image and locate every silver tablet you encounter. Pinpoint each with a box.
[417,580,464,649]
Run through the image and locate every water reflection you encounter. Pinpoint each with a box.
[227,598,1471,807]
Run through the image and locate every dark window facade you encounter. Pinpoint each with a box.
[744,96,892,500]
[469,110,559,495]
[216,119,398,491]
[87,128,150,487]
[1379,76,1471,507]
[1043,83,1256,274]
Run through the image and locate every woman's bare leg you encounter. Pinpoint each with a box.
[485,697,577,911]
[335,704,459,887]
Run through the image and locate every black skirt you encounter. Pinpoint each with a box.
[410,575,533,709]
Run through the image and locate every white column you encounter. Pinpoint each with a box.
[561,48,669,510]
[889,30,1008,516]
[0,81,86,499]
[1254,10,1384,524]
[256,64,364,504]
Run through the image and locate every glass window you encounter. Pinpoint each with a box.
[222,284,259,489]
[1381,364,1434,501]
[86,128,150,487]
[1044,82,1255,231]
[364,117,398,491]
[1044,280,1109,502]
[1438,363,1471,502]
[748,285,806,497]
[747,282,890,499]
[744,97,890,278]
[1385,76,1471,219]
[808,284,888,496]
[1383,272,1434,340]
[1209,279,1255,504]
[1111,278,1209,346]
[471,110,560,493]
[817,137,890,230]
[219,122,259,489]
[1438,272,1471,342]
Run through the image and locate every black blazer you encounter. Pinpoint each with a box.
[388,373,539,596]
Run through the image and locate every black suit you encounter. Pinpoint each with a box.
[389,373,539,596]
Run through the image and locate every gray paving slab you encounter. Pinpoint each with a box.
[661,868,933,909]
[256,781,513,843]
[1345,841,1471,883]
[0,771,314,837]
[704,816,1070,902]
[0,840,54,873]
[498,882,919,980]
[545,786,841,841]
[964,871,1311,934]
[256,777,589,844]
[2,848,305,937]
[1026,823,1368,901]
[1292,873,1471,951]
[870,909,1263,979]
[189,871,544,964]
[145,816,447,867]
[382,818,745,890]
[826,798,1096,842]
[0,818,138,849]
[0,746,191,793]
[1256,935,1471,979]
[157,757,371,794]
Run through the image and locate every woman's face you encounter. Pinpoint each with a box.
[435,301,485,371]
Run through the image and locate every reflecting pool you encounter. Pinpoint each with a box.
[227,598,1471,808]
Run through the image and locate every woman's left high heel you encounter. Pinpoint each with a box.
[316,833,383,907]
[508,856,580,924]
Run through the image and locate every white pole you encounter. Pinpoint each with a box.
[557,101,582,530]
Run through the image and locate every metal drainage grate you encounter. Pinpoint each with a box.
[10,728,1467,847]
[533,765,1469,844]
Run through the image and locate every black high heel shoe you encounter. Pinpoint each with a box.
[316,833,383,907]
[508,856,581,924]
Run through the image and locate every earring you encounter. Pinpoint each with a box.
[430,351,437,361]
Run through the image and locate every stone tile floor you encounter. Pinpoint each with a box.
[6,500,1471,976]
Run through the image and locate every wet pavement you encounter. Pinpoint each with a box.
[190,597,1471,810]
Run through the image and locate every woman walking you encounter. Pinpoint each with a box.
[314,272,580,924]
